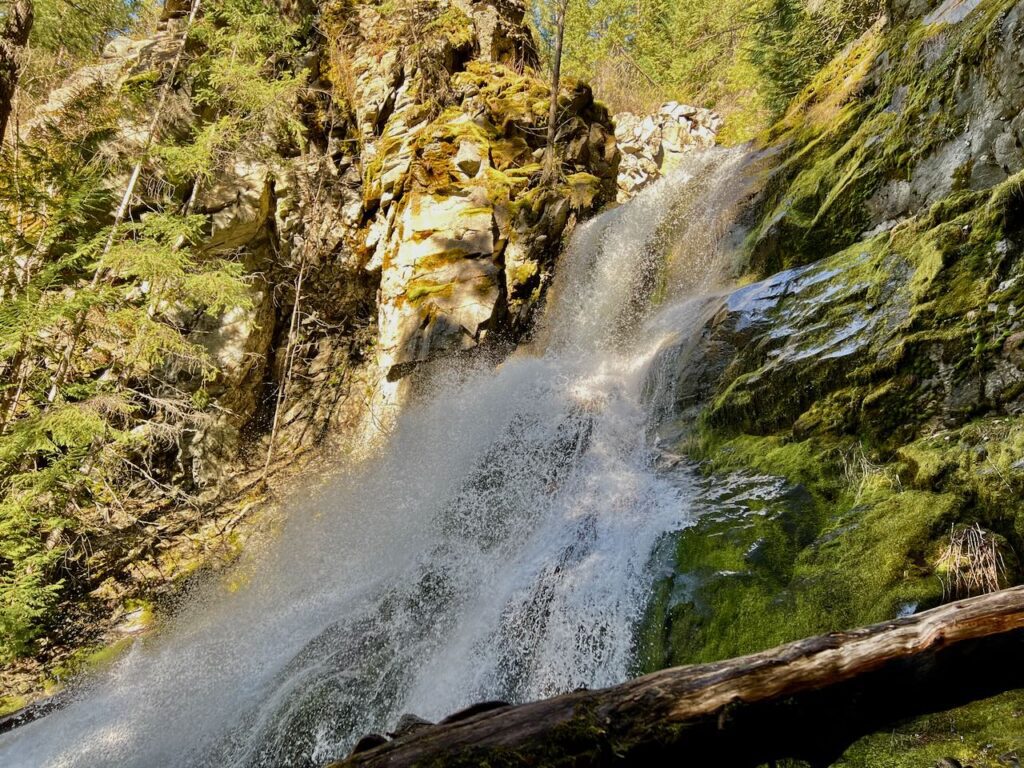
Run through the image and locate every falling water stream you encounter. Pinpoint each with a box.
[0,148,752,768]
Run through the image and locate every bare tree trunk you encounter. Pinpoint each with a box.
[262,256,305,484]
[0,0,33,142]
[542,0,568,186]
[335,586,1024,768]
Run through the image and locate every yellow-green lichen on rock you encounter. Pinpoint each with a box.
[328,0,618,431]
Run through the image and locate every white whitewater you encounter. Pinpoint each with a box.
[0,149,749,768]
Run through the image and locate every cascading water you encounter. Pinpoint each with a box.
[0,148,752,768]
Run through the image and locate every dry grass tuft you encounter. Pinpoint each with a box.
[936,523,1006,600]
[840,442,902,503]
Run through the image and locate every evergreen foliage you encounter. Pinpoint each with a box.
[531,0,884,138]
[4,0,149,114]
[0,0,307,661]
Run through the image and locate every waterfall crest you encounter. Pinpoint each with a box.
[0,148,751,768]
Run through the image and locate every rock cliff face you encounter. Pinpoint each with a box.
[322,0,618,429]
[36,0,618,492]
[640,0,1024,760]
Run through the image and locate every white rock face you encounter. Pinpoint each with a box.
[199,160,274,252]
[454,139,484,177]
[613,102,722,202]
[376,189,500,380]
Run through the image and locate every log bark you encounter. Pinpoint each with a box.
[335,586,1024,767]
[0,0,33,141]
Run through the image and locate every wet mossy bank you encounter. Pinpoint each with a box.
[638,241,1024,765]
[637,0,1024,762]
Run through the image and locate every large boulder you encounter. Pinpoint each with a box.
[661,188,1024,448]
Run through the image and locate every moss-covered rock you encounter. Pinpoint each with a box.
[663,167,1024,451]
[745,0,1024,276]
[326,0,619,431]
[636,2,1024,762]
[638,421,1024,761]
[837,688,1024,766]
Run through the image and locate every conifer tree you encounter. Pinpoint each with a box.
[531,0,883,132]
[0,0,308,660]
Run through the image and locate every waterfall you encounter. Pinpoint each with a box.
[0,148,751,768]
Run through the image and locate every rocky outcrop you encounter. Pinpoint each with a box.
[748,0,1024,274]
[668,195,1024,443]
[675,0,1024,446]
[614,103,720,201]
[323,0,618,430]
[30,0,618,488]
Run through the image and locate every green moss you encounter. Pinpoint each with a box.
[640,423,1005,672]
[321,0,358,38]
[837,689,1024,767]
[50,635,135,683]
[563,172,602,210]
[804,488,953,622]
[414,249,478,273]
[0,694,29,718]
[423,6,474,51]
[432,107,498,146]
[645,405,1024,674]
[490,137,531,170]
[120,69,161,105]
[452,61,551,127]
[362,133,411,202]
[696,433,844,496]
[406,279,454,303]
[509,260,538,286]
[744,0,1019,276]
[640,490,823,667]
[708,160,1024,449]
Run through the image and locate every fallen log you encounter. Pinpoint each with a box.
[334,586,1024,767]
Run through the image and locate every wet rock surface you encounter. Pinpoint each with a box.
[637,467,819,670]
[635,2,1024,763]
[673,193,1024,445]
